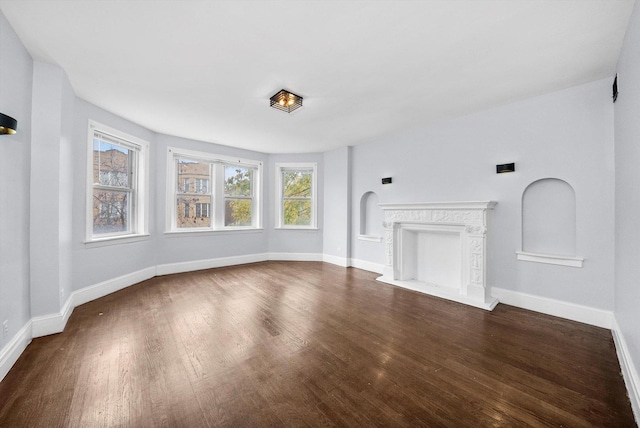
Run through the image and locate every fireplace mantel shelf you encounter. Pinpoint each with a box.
[379,201,497,211]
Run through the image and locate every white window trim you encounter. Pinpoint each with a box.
[166,147,263,233]
[275,162,318,229]
[85,120,150,244]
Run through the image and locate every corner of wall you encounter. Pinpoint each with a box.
[612,317,640,424]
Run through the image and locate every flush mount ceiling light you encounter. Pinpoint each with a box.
[270,89,303,113]
[0,112,17,135]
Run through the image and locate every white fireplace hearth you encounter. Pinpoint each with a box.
[377,201,498,310]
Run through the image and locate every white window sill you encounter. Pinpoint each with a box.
[84,233,150,248]
[274,227,319,231]
[164,228,264,237]
[516,251,584,268]
[358,234,383,242]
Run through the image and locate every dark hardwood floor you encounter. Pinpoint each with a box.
[0,261,635,427]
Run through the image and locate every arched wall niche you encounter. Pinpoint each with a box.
[358,191,383,241]
[517,178,583,267]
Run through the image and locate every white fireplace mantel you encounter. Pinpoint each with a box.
[377,201,498,310]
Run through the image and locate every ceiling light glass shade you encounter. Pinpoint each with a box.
[270,89,303,113]
[0,112,17,135]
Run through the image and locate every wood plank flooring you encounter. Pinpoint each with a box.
[0,261,635,427]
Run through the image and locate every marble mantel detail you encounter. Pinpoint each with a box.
[378,201,498,310]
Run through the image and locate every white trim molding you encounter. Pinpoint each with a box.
[323,254,349,267]
[612,318,640,424]
[516,251,584,268]
[157,254,267,276]
[0,320,32,383]
[492,287,613,329]
[157,253,324,277]
[72,267,157,307]
[357,234,383,242]
[270,252,323,262]
[350,258,385,274]
[379,201,498,211]
[31,296,74,338]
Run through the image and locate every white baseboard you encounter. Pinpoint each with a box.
[269,252,323,262]
[157,254,267,276]
[350,258,384,274]
[31,295,74,338]
[492,287,613,329]
[72,266,157,307]
[612,318,640,424]
[323,254,349,267]
[32,267,157,339]
[0,320,32,383]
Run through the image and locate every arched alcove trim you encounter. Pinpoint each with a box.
[516,178,584,268]
[358,191,383,242]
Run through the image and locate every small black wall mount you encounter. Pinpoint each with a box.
[613,74,618,103]
[382,177,392,184]
[496,163,515,174]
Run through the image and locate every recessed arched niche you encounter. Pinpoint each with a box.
[358,191,383,242]
[517,178,583,267]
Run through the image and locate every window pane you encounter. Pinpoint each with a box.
[195,178,209,194]
[225,199,252,226]
[283,199,311,226]
[195,202,210,218]
[283,171,311,197]
[93,189,129,234]
[177,158,210,193]
[93,139,131,188]
[177,195,211,228]
[224,166,252,197]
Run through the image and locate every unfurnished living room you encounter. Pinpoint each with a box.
[1,1,639,426]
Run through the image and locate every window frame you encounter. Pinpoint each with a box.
[275,162,318,229]
[166,147,263,233]
[85,120,150,244]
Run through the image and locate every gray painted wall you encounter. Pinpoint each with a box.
[350,78,615,310]
[0,10,32,348]
[323,146,351,260]
[614,0,640,400]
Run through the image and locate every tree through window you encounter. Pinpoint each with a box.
[276,163,317,228]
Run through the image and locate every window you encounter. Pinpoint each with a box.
[224,165,253,227]
[275,163,317,229]
[195,178,209,194]
[167,147,262,232]
[196,203,209,218]
[176,158,212,228]
[86,120,149,242]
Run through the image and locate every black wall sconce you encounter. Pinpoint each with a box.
[0,113,17,135]
[382,177,392,184]
[496,163,515,174]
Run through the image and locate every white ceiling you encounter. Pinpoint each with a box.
[0,0,635,153]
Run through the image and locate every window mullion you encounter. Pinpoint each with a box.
[213,163,224,229]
